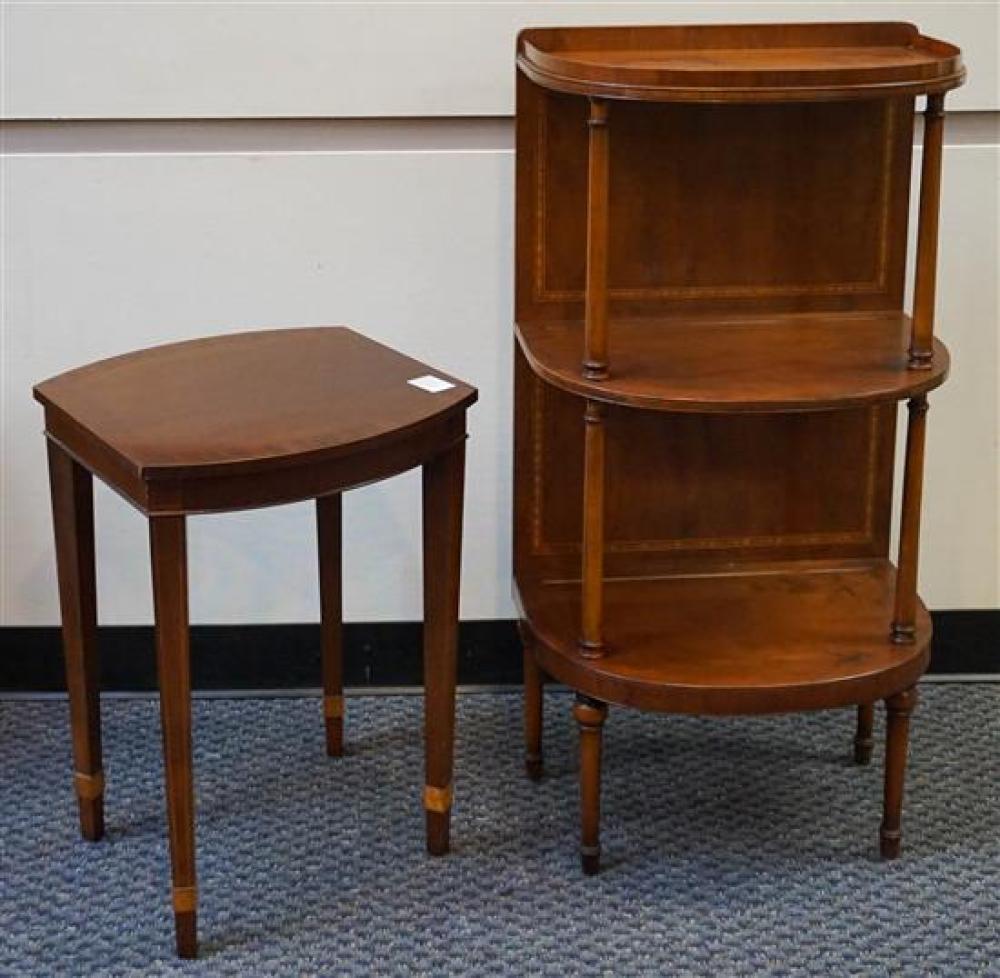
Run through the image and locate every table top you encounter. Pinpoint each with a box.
[35,327,477,482]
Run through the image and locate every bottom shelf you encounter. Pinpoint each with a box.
[517,561,930,714]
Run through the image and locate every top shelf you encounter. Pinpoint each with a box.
[517,22,964,103]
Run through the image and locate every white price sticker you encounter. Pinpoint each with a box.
[408,375,455,394]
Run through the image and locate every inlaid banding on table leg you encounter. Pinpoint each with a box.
[172,885,198,914]
[74,770,105,800]
[323,695,344,720]
[423,783,454,814]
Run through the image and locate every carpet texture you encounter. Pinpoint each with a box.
[1,685,998,977]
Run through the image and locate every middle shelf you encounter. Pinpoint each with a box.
[516,311,948,412]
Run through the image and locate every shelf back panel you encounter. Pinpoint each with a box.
[515,74,914,321]
[513,350,896,581]
[513,70,910,585]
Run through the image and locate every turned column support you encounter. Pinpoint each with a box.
[910,93,946,368]
[583,97,610,380]
[881,686,918,859]
[892,395,929,643]
[573,694,608,875]
[854,703,875,765]
[580,400,607,657]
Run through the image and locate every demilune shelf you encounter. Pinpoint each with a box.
[517,22,964,102]
[516,312,949,412]
[517,560,931,715]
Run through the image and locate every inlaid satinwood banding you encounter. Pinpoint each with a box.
[423,784,454,814]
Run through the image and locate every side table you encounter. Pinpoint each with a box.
[34,326,477,957]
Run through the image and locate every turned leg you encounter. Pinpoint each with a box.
[574,693,607,875]
[47,441,104,841]
[579,401,607,658]
[892,396,929,643]
[421,438,466,856]
[854,704,875,765]
[316,493,344,757]
[523,636,544,781]
[150,516,197,958]
[880,686,918,860]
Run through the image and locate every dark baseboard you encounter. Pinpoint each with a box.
[0,611,996,693]
[0,621,522,692]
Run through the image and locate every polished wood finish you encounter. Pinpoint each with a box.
[579,401,606,657]
[34,328,474,514]
[583,97,610,380]
[317,493,344,758]
[854,704,876,765]
[514,24,962,869]
[518,23,964,103]
[47,442,104,842]
[893,396,929,643]
[522,631,545,781]
[521,563,930,715]
[37,327,476,956]
[881,686,918,858]
[150,515,197,959]
[911,95,946,367]
[515,355,898,583]
[422,437,466,856]
[516,92,915,326]
[573,694,607,875]
[518,315,948,413]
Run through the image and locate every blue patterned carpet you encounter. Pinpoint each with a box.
[1,685,998,977]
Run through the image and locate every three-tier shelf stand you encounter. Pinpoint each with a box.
[512,22,964,872]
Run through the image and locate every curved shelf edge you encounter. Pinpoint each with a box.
[516,316,950,413]
[517,23,964,103]
[516,562,931,714]
[518,57,965,104]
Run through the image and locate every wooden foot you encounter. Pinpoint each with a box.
[573,693,607,876]
[47,441,105,842]
[74,772,105,842]
[151,516,198,958]
[854,703,875,765]
[425,788,452,857]
[880,686,918,860]
[523,636,544,781]
[421,438,466,857]
[317,493,344,758]
[172,888,198,959]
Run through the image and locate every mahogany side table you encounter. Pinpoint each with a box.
[34,326,477,958]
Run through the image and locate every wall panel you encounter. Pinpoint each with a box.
[1,138,995,624]
[4,2,997,119]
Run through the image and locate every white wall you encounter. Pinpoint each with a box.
[2,2,998,627]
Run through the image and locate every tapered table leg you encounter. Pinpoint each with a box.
[574,694,607,875]
[854,704,875,765]
[150,516,197,958]
[523,634,544,781]
[317,493,344,757]
[47,442,104,842]
[422,438,466,856]
[881,686,918,860]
